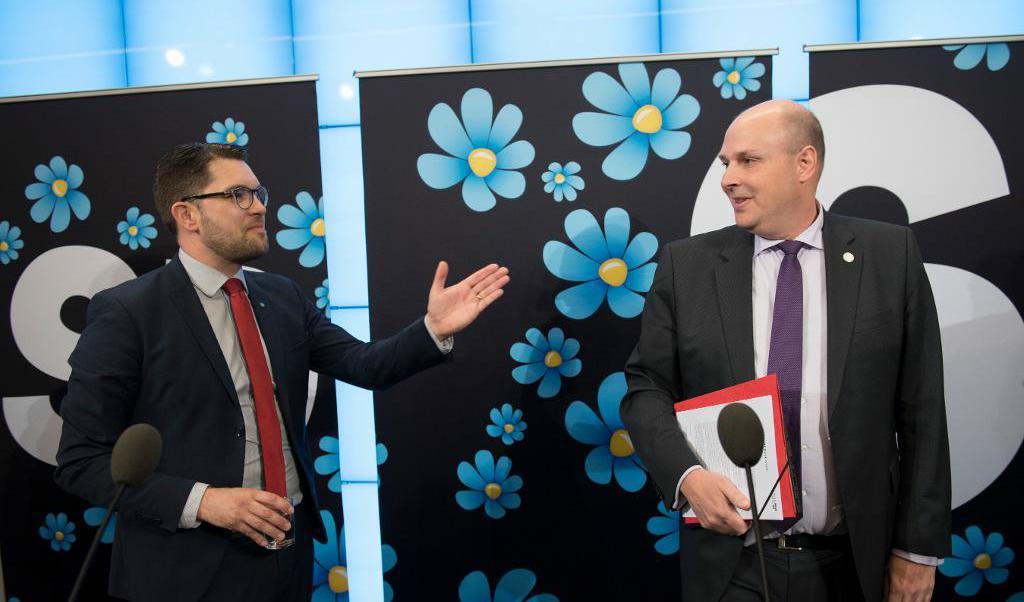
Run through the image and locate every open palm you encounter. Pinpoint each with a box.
[425,261,510,339]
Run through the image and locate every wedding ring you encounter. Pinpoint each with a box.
[475,293,484,300]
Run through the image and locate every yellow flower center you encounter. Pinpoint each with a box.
[226,131,237,143]
[0,241,8,252]
[484,483,502,500]
[467,148,497,178]
[727,70,741,85]
[310,218,326,237]
[973,553,992,570]
[503,423,515,434]
[544,350,562,368]
[128,225,139,237]
[554,173,566,184]
[609,429,635,458]
[51,179,69,197]
[598,258,628,287]
[328,565,349,593]
[632,104,663,134]
[55,531,65,542]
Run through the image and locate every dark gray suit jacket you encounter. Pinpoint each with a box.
[622,211,951,601]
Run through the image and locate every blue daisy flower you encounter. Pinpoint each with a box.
[486,403,527,446]
[646,501,680,555]
[84,506,117,544]
[206,117,249,146]
[314,436,388,492]
[510,327,582,398]
[543,207,658,320]
[455,450,523,519]
[313,510,396,602]
[0,221,24,265]
[38,512,77,552]
[572,63,700,181]
[417,88,535,212]
[459,569,558,602]
[713,57,765,100]
[276,191,325,267]
[939,525,1014,597]
[565,372,646,492]
[24,156,91,233]
[116,206,158,250]
[541,162,585,202]
[315,279,331,318]
[943,43,1011,71]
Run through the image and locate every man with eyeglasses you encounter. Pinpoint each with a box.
[55,142,509,602]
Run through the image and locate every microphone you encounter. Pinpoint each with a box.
[717,403,770,602]
[69,423,162,602]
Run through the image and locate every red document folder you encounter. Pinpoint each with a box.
[673,374,797,524]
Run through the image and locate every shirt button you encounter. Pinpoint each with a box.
[802,490,809,497]
[235,428,244,438]
[801,444,809,451]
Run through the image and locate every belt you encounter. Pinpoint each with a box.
[768,533,849,551]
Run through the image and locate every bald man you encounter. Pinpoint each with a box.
[622,101,950,601]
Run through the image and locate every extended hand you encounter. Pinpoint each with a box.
[885,554,935,601]
[197,487,292,547]
[680,468,751,536]
[425,261,510,339]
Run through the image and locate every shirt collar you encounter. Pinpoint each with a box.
[178,248,247,298]
[753,202,825,256]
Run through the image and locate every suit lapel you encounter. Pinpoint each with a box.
[245,276,296,431]
[823,213,862,420]
[167,258,240,406]
[714,228,756,385]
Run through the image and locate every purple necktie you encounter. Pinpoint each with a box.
[767,240,803,532]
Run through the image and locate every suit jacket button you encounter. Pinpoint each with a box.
[235,428,244,438]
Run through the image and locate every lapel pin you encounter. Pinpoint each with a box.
[259,301,266,308]
[843,252,855,263]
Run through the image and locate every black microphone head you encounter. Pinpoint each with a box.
[717,403,765,467]
[111,423,162,486]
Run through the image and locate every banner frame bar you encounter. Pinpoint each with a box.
[806,34,1024,53]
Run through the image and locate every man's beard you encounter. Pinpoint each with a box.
[200,213,269,265]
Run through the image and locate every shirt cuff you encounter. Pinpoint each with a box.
[423,316,453,354]
[178,482,210,529]
[892,548,943,566]
[672,465,705,510]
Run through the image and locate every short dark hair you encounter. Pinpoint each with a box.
[153,142,247,234]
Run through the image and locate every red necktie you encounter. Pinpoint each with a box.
[222,277,287,497]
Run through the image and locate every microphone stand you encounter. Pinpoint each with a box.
[743,463,771,602]
[68,482,126,602]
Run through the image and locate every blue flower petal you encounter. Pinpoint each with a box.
[555,280,607,319]
[66,190,90,220]
[299,237,326,267]
[648,515,678,537]
[603,207,630,259]
[458,461,487,490]
[296,191,320,219]
[614,457,647,492]
[486,169,526,199]
[993,547,1015,567]
[954,44,986,70]
[462,176,496,212]
[510,342,544,363]
[951,534,973,559]
[713,71,728,87]
[522,327,546,350]
[67,164,84,189]
[741,78,762,92]
[487,424,503,438]
[456,490,487,511]
[984,532,1004,555]
[597,372,627,428]
[542,171,554,183]
[488,104,524,150]
[662,95,700,130]
[565,401,610,445]
[278,204,312,229]
[564,161,581,175]
[567,175,584,189]
[277,227,313,250]
[484,499,506,519]
[955,570,984,596]
[721,84,734,100]
[314,453,339,476]
[225,117,235,130]
[475,450,496,482]
[559,358,582,378]
[536,369,561,398]
[495,140,534,170]
[543,241,600,282]
[938,557,974,578]
[743,61,766,79]
[602,131,649,181]
[608,286,646,319]
[428,103,473,158]
[565,209,610,262]
[619,63,651,106]
[720,57,736,70]
[418,154,470,189]
[986,43,1010,70]
[651,68,681,109]
[236,133,249,146]
[544,181,556,194]
[560,338,580,360]
[25,182,50,199]
[650,129,692,160]
[572,112,634,146]
[966,526,985,551]
[35,163,56,183]
[50,201,71,232]
[0,221,8,238]
[625,262,657,293]
[50,156,68,179]
[563,185,577,201]
[582,71,637,116]
[461,88,494,148]
[623,231,658,269]
[494,569,537,602]
[986,567,1009,584]
[30,196,56,224]
[459,571,492,602]
[734,85,748,101]
[553,186,564,202]
[655,532,680,555]
[585,446,614,484]
[735,57,755,71]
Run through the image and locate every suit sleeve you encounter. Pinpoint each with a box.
[622,245,701,507]
[296,281,448,389]
[893,228,952,557]
[55,292,195,533]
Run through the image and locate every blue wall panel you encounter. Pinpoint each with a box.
[321,125,369,308]
[860,0,1024,41]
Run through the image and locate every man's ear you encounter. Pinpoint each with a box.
[171,202,200,233]
[796,145,819,184]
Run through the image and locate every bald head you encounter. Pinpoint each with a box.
[733,100,825,177]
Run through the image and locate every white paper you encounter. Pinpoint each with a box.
[677,395,787,520]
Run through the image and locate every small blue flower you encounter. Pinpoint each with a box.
[84,506,117,544]
[24,156,91,232]
[39,512,77,552]
[206,116,249,146]
[0,221,24,265]
[459,569,558,602]
[939,525,1014,596]
[315,279,331,318]
[943,43,1010,71]
[417,88,535,212]
[276,191,325,267]
[314,436,388,492]
[646,501,680,555]
[486,403,527,446]
[543,207,657,320]
[541,162,584,202]
[573,63,700,181]
[456,450,522,519]
[565,372,646,492]
[314,510,396,602]
[713,57,765,100]
[116,206,158,250]
[510,327,582,398]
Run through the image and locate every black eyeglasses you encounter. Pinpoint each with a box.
[182,185,269,210]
